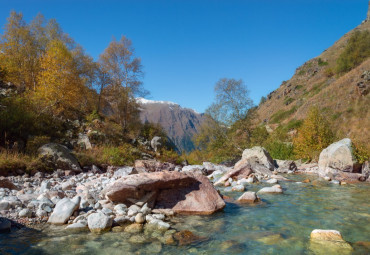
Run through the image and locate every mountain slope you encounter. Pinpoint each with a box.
[137,98,204,152]
[256,9,370,148]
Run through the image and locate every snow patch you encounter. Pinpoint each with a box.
[136,97,178,106]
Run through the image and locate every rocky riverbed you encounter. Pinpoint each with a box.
[0,143,369,254]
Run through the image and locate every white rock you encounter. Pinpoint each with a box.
[266,178,278,184]
[257,185,283,194]
[87,212,113,233]
[18,208,32,217]
[48,196,80,224]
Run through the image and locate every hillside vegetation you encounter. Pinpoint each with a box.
[256,20,370,152]
[186,17,370,165]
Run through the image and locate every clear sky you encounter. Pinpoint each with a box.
[0,0,368,113]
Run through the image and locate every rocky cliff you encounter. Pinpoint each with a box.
[137,98,204,153]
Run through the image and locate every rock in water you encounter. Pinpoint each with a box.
[48,196,80,224]
[318,138,361,175]
[103,171,225,215]
[38,143,82,172]
[310,229,353,254]
[87,212,113,233]
[257,185,283,194]
[241,146,275,171]
[237,192,260,203]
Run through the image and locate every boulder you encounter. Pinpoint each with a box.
[310,229,353,254]
[48,196,80,224]
[274,160,297,173]
[0,178,18,190]
[150,136,162,152]
[257,184,283,194]
[241,146,275,171]
[87,212,113,233]
[318,139,361,175]
[38,143,82,172]
[237,192,260,203]
[103,171,225,215]
[77,133,92,150]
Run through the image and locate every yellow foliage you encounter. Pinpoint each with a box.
[293,107,334,161]
[33,39,86,118]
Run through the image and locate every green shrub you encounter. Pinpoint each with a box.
[336,30,370,74]
[317,58,328,66]
[265,141,294,160]
[298,70,306,76]
[284,97,294,105]
[353,141,369,164]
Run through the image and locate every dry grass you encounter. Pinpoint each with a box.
[256,21,370,152]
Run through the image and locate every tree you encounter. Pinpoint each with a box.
[0,11,39,90]
[207,78,253,126]
[293,107,334,161]
[99,36,147,132]
[33,39,86,119]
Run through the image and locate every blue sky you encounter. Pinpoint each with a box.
[0,0,368,113]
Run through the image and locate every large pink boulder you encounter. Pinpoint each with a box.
[103,171,225,215]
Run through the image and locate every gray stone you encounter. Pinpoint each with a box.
[150,136,162,152]
[113,167,137,178]
[237,191,259,203]
[18,208,32,218]
[257,184,283,194]
[48,196,81,224]
[87,212,113,233]
[40,181,51,193]
[38,143,82,172]
[242,146,275,171]
[231,184,245,192]
[0,201,10,211]
[318,138,360,175]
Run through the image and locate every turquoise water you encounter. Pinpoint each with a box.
[1,174,370,255]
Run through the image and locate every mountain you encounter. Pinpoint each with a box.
[256,4,370,148]
[136,98,205,152]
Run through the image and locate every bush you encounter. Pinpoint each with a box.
[293,107,335,161]
[317,58,328,66]
[265,141,294,160]
[352,140,370,164]
[336,30,370,74]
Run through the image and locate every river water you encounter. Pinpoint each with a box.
[1,174,369,255]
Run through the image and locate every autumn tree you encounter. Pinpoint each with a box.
[33,39,87,119]
[0,11,39,90]
[293,107,334,161]
[99,36,147,133]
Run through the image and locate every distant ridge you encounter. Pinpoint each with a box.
[137,98,204,152]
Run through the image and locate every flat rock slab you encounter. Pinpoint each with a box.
[104,171,225,215]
